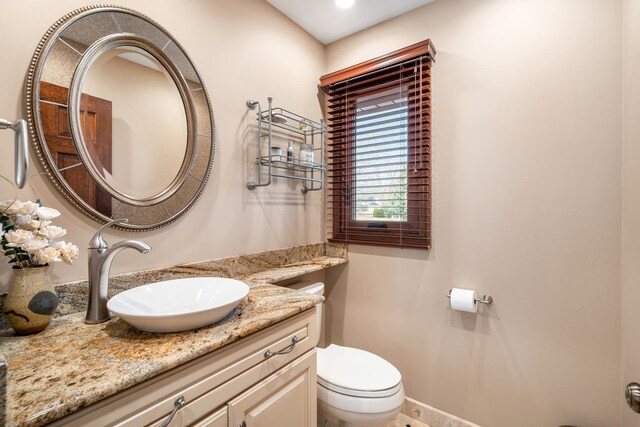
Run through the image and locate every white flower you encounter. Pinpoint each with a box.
[22,219,52,231]
[36,206,61,220]
[14,214,33,225]
[4,229,35,247]
[1,199,78,269]
[34,247,62,264]
[20,238,48,253]
[14,201,38,216]
[36,225,67,240]
[53,241,79,265]
[0,199,22,215]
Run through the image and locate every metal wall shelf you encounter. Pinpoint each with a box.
[246,97,325,193]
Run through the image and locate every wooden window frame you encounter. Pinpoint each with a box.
[320,40,435,249]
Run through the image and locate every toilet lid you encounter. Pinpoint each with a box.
[317,345,402,397]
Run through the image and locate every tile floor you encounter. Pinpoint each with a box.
[388,412,432,427]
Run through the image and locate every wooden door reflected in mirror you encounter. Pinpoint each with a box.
[40,81,112,217]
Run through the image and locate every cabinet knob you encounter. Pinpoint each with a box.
[627,383,640,413]
[159,395,186,427]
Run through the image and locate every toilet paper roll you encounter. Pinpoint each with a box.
[450,288,478,313]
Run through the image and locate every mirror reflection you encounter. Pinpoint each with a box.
[80,47,187,201]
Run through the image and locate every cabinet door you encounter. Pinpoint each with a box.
[227,350,316,427]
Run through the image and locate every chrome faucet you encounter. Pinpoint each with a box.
[85,219,151,324]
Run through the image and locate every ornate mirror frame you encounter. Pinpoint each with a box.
[26,5,215,231]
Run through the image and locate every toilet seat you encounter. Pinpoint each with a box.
[317,382,406,419]
[317,344,402,398]
[318,377,403,398]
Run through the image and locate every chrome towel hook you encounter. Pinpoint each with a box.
[0,118,29,188]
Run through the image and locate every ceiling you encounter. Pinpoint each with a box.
[266,0,435,45]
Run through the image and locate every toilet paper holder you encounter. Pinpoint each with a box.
[447,289,493,305]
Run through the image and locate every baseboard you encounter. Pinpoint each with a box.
[402,397,482,427]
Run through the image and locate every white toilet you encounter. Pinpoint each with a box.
[290,282,405,427]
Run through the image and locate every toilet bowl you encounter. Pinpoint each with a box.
[289,282,405,427]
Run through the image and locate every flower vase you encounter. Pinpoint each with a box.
[3,266,59,335]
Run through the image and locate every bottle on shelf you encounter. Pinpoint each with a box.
[270,146,282,158]
[300,144,314,165]
[287,141,294,163]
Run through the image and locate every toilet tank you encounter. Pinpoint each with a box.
[289,281,324,342]
[289,281,324,297]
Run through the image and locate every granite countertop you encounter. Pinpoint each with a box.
[0,242,347,427]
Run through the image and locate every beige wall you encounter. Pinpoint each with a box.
[622,0,640,424]
[324,1,623,426]
[0,0,325,289]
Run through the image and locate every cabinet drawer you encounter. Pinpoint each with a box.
[149,405,227,427]
[51,308,318,427]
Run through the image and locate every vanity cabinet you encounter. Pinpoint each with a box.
[49,308,319,427]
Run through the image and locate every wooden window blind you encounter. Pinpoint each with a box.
[320,40,436,249]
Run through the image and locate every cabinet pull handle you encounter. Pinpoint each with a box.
[264,336,299,359]
[159,395,186,427]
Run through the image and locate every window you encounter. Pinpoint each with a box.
[320,40,435,249]
[354,88,409,222]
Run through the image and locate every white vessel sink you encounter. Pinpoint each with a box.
[107,277,249,333]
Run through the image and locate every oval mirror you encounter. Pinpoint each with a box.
[26,6,215,231]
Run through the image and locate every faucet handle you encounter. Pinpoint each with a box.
[89,218,128,249]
